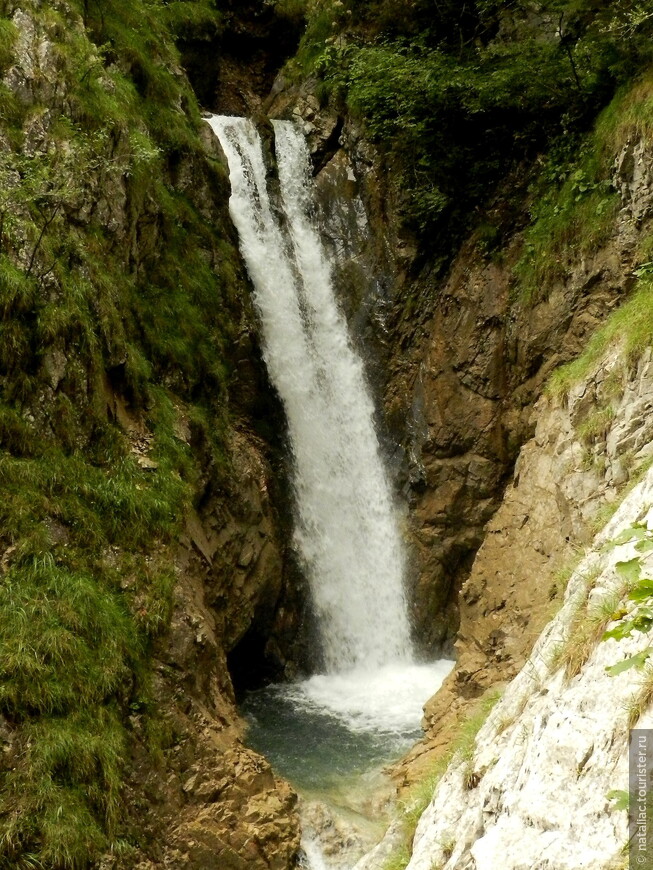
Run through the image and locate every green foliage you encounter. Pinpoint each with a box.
[0,557,140,716]
[577,405,617,444]
[63,0,217,151]
[602,523,653,676]
[292,0,653,246]
[606,648,653,675]
[1,709,125,867]
[512,62,653,304]
[0,0,240,865]
[514,138,618,302]
[0,408,193,863]
[0,17,16,72]
[159,0,222,36]
[513,68,653,304]
[382,846,411,870]
[607,789,630,811]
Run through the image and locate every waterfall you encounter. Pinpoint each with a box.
[209,116,412,672]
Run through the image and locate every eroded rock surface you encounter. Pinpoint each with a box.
[403,471,653,870]
[398,344,653,781]
[355,346,653,868]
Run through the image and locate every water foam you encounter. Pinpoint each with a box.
[284,661,455,735]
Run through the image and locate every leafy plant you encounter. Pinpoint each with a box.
[290,0,653,256]
[602,523,653,675]
[607,789,630,811]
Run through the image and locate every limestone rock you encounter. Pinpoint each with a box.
[402,472,653,870]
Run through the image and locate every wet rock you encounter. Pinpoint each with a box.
[301,800,382,870]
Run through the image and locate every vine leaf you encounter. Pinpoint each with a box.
[606,789,629,810]
[616,558,642,585]
[629,578,653,602]
[605,648,653,676]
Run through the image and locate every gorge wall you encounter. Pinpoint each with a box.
[3,1,653,869]
[0,2,304,868]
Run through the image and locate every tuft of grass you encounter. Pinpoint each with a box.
[597,72,653,154]
[0,18,16,74]
[382,845,411,870]
[626,664,653,728]
[514,179,618,304]
[562,591,624,678]
[548,279,653,397]
[577,405,616,445]
[549,546,587,602]
[273,0,309,23]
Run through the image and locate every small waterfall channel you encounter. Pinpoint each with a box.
[208,116,453,866]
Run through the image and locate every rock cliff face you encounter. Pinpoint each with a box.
[352,330,653,869]
[133,430,300,870]
[393,131,653,780]
[0,3,302,867]
[358,469,653,870]
[400,406,653,870]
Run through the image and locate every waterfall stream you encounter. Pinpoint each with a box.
[208,115,453,867]
[210,115,411,671]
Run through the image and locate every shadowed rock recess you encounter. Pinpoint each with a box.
[3,0,653,869]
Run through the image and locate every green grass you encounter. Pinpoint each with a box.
[0,405,196,862]
[513,141,619,304]
[514,70,653,305]
[626,664,653,728]
[577,405,617,445]
[0,0,243,865]
[1,709,126,867]
[549,547,587,602]
[0,17,16,72]
[383,846,411,870]
[560,589,625,678]
[548,280,653,396]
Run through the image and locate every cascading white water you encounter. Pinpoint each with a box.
[210,115,455,869]
[209,115,412,672]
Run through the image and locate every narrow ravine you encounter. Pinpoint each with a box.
[208,116,453,866]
